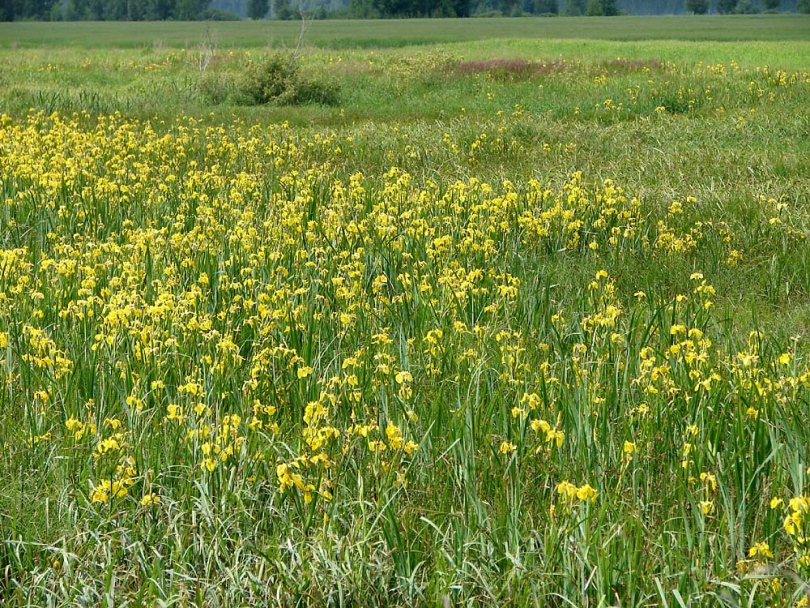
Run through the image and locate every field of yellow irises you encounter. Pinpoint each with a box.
[2,27,810,606]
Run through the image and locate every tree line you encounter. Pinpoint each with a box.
[1,0,222,20]
[271,0,802,19]
[1,0,806,23]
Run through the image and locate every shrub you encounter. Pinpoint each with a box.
[198,71,236,104]
[237,52,339,106]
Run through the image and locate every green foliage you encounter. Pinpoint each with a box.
[528,0,557,11]
[349,0,471,17]
[272,0,296,18]
[198,69,237,103]
[685,0,709,14]
[716,0,738,13]
[238,52,296,102]
[0,0,805,20]
[586,0,617,14]
[237,52,340,105]
[480,0,559,14]
[734,0,760,12]
[798,0,809,11]
[564,0,587,14]
[59,0,210,20]
[1,0,58,20]
[247,0,268,17]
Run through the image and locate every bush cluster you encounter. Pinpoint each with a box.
[197,51,340,107]
[237,52,340,106]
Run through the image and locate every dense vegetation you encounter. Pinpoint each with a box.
[1,0,805,23]
[1,17,810,608]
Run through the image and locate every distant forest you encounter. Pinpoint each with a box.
[0,0,805,23]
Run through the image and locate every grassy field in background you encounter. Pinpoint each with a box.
[1,14,810,50]
[2,17,810,608]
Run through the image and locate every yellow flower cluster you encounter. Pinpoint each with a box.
[2,110,810,592]
[556,481,598,504]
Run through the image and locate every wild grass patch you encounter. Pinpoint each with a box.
[1,34,810,606]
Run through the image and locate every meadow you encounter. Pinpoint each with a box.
[2,15,810,49]
[1,16,810,607]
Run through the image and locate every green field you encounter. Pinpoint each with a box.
[1,17,810,607]
[2,14,810,49]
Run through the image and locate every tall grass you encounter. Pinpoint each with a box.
[1,35,810,607]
